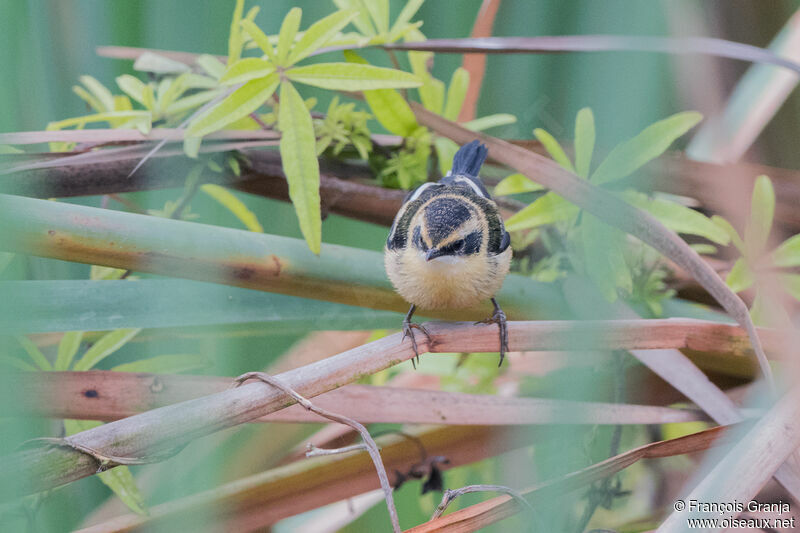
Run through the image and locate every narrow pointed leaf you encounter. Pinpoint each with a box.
[111,354,208,374]
[392,0,425,33]
[97,466,148,516]
[493,173,543,196]
[71,86,104,113]
[533,128,575,173]
[772,234,800,267]
[168,89,225,117]
[133,52,191,74]
[279,81,322,254]
[219,57,275,86]
[591,111,702,184]
[79,75,115,112]
[623,191,730,245]
[434,137,459,176]
[364,0,389,34]
[287,9,358,65]
[462,113,516,132]
[409,45,444,114]
[187,72,279,137]
[505,192,577,231]
[344,50,417,136]
[64,419,148,515]
[200,184,264,233]
[711,215,746,253]
[726,258,755,293]
[443,68,469,121]
[196,54,227,79]
[364,88,417,136]
[744,175,775,256]
[115,75,149,107]
[420,76,445,115]
[55,331,83,371]
[240,19,277,63]
[286,63,421,90]
[227,0,246,64]
[574,107,595,178]
[16,336,52,371]
[277,7,302,66]
[72,328,141,371]
[334,0,376,36]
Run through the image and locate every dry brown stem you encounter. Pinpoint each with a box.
[232,371,400,533]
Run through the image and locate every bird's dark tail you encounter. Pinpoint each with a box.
[450,140,488,178]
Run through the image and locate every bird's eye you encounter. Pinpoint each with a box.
[453,239,465,252]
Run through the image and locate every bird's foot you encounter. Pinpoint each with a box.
[476,305,509,367]
[402,321,431,369]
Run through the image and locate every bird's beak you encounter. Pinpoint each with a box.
[425,248,443,261]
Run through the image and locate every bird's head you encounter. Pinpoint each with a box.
[409,196,484,263]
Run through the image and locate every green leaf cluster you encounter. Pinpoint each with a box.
[351,24,516,190]
[49,68,224,153]
[50,1,521,255]
[332,0,425,45]
[314,96,373,159]
[502,108,714,302]
[186,5,422,253]
[716,175,800,325]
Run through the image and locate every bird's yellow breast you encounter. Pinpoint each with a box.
[385,246,511,310]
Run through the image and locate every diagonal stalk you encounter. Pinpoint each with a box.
[0,193,566,321]
[0,318,778,501]
[411,104,775,389]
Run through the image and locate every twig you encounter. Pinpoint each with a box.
[232,371,401,533]
[406,426,731,533]
[248,112,271,131]
[305,442,370,458]
[431,484,534,520]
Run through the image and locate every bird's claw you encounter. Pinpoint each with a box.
[402,321,431,369]
[475,306,509,367]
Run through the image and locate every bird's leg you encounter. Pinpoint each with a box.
[476,298,509,367]
[402,304,431,369]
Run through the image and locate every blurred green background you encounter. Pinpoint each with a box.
[1,1,799,531]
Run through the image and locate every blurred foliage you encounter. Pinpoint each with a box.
[719,175,800,325]
[2,0,800,532]
[500,108,723,303]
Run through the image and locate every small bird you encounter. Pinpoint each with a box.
[385,140,512,367]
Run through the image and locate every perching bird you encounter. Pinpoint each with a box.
[385,140,512,367]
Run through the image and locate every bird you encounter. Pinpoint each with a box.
[384,140,512,367]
